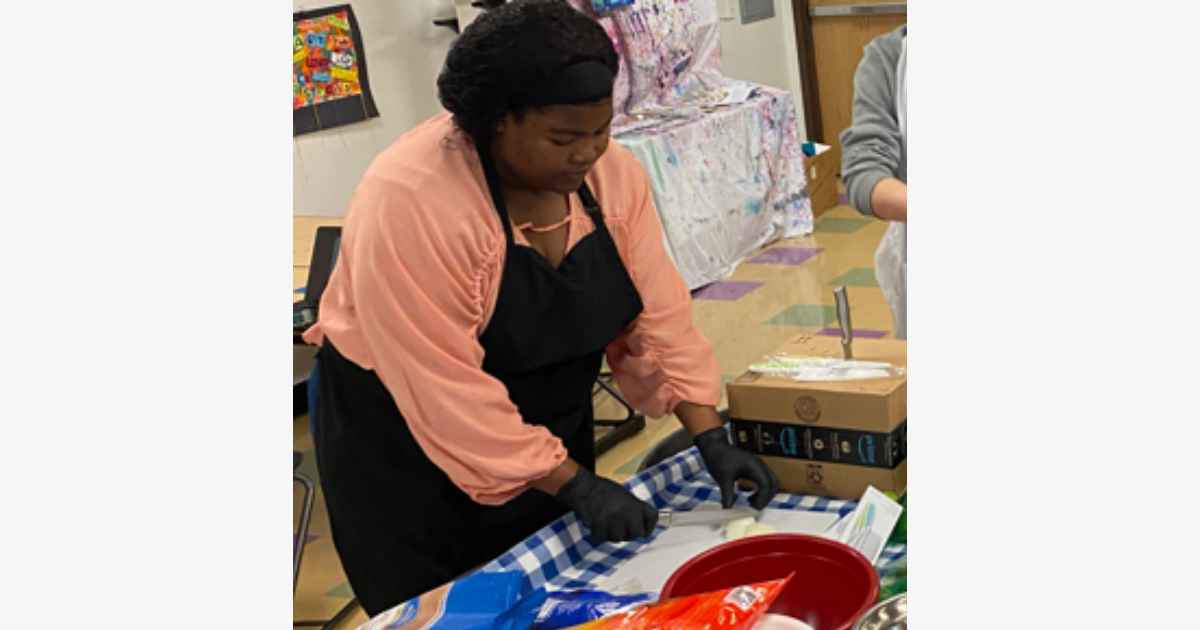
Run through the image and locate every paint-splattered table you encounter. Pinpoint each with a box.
[614,86,814,290]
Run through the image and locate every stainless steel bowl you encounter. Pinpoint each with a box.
[852,593,906,630]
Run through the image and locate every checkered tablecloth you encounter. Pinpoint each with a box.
[480,448,907,593]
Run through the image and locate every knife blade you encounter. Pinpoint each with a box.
[834,286,853,360]
[658,506,758,529]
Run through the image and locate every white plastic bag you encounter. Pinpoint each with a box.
[749,354,905,382]
[876,222,906,341]
[880,34,907,340]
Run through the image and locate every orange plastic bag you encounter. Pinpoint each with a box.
[561,576,793,630]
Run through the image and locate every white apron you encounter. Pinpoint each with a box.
[876,35,907,340]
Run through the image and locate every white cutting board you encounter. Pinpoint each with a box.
[601,506,840,593]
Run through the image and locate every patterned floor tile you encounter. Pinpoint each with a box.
[691,281,764,302]
[747,248,823,266]
[829,268,880,288]
[326,582,355,599]
[815,218,873,234]
[764,304,838,328]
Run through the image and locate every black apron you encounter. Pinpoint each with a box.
[314,155,644,618]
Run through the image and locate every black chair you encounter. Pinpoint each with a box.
[636,410,731,473]
[636,428,693,474]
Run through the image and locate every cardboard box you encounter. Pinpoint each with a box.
[728,335,906,500]
[806,144,839,217]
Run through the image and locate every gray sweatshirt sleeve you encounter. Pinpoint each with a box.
[841,26,906,218]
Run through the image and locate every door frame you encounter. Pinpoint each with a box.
[791,0,825,143]
[792,1,907,144]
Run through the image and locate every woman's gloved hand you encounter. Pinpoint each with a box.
[555,467,658,543]
[694,427,780,510]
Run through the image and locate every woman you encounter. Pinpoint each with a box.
[842,26,907,339]
[304,0,778,617]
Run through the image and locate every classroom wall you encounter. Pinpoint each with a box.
[293,0,806,218]
[717,0,806,135]
[293,0,458,218]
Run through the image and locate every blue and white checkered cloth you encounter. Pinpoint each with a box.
[480,448,908,593]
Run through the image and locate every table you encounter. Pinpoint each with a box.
[353,448,908,628]
[481,447,906,591]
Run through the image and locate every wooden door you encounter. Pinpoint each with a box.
[792,0,906,171]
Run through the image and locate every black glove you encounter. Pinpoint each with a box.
[695,427,780,510]
[556,467,658,543]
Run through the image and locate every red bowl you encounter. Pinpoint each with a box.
[660,534,879,630]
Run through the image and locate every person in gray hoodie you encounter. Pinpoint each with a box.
[842,25,906,339]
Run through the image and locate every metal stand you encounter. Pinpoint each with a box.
[294,453,315,594]
[295,453,361,629]
[592,372,646,457]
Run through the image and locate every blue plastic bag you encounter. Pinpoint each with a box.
[361,572,537,630]
[529,590,656,630]
[358,573,654,630]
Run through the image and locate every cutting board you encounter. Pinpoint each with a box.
[601,506,840,593]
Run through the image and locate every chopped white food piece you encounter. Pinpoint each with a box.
[743,523,777,538]
[724,517,756,541]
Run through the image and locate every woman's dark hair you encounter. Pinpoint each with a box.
[437,0,619,147]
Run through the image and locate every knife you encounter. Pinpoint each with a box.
[834,286,853,360]
[658,506,758,528]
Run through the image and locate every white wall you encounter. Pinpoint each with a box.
[717,0,807,140]
[293,0,459,217]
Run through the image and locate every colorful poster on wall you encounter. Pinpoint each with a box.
[293,4,379,136]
